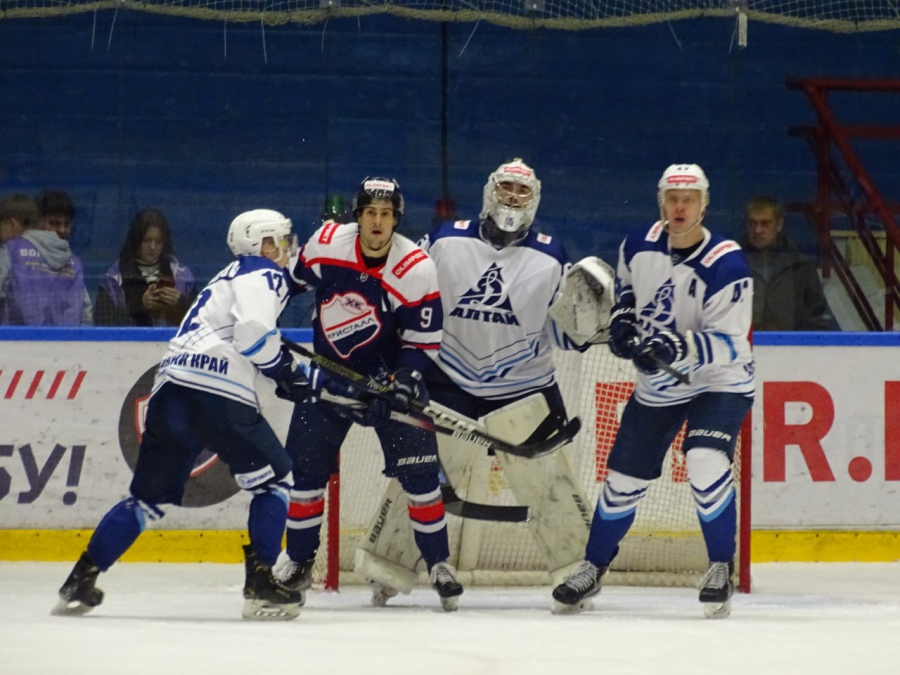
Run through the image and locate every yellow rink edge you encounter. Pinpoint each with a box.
[0,529,898,563]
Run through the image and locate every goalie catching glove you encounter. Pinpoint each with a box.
[548,256,615,345]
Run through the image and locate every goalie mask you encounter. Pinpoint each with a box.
[657,163,710,218]
[479,158,541,247]
[227,209,295,259]
[352,177,404,226]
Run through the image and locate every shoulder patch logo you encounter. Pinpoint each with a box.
[318,221,341,245]
[392,249,428,279]
[647,221,665,242]
[701,240,740,267]
[537,233,552,244]
[453,220,471,230]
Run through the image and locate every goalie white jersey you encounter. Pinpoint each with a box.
[618,220,755,406]
[420,220,579,400]
[152,255,290,408]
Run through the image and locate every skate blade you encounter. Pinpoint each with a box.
[242,599,300,621]
[703,599,732,619]
[439,596,459,612]
[551,597,593,615]
[51,598,97,617]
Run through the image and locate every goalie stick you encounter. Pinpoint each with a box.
[441,483,530,523]
[281,337,581,459]
[312,390,530,522]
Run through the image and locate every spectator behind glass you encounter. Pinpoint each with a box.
[35,190,76,242]
[0,194,34,245]
[739,195,832,331]
[0,193,93,326]
[95,208,197,326]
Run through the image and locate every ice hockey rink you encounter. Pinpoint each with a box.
[1,562,898,674]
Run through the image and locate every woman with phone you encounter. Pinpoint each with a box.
[95,208,198,326]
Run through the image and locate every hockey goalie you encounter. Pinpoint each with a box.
[354,158,615,604]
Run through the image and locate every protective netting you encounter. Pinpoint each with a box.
[314,344,745,588]
[1,0,898,32]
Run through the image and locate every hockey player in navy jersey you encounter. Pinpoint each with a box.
[53,209,316,621]
[353,159,602,606]
[278,177,464,611]
[552,164,755,619]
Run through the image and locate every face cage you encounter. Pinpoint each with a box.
[483,182,538,234]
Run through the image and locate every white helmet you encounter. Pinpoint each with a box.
[657,163,710,211]
[479,158,542,234]
[227,209,293,257]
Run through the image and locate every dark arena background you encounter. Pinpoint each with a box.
[0,1,898,326]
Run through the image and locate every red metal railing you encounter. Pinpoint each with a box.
[787,78,900,331]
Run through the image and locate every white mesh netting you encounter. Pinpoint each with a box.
[315,345,746,589]
[1,0,897,32]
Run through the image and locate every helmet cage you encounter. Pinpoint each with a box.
[479,158,541,234]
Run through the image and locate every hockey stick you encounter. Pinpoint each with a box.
[310,390,529,521]
[441,483,530,523]
[650,355,691,385]
[281,337,580,459]
[626,336,692,385]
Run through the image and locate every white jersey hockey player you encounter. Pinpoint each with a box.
[53,209,314,621]
[552,164,754,619]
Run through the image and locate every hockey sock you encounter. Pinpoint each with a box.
[688,448,737,562]
[247,480,290,566]
[584,470,650,566]
[399,473,450,568]
[286,482,326,564]
[87,497,163,570]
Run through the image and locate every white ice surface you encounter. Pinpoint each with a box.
[2,562,898,675]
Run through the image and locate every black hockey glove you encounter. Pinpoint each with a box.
[632,330,689,375]
[345,368,427,428]
[351,397,392,428]
[267,349,311,404]
[385,367,428,413]
[608,305,640,360]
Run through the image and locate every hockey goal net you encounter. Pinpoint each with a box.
[313,344,751,591]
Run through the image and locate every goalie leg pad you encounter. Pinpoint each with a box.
[354,479,420,595]
[483,395,593,580]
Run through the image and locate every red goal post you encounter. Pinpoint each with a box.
[312,344,752,592]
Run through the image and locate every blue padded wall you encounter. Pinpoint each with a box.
[1,11,897,295]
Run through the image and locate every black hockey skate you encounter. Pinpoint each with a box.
[429,562,463,612]
[551,560,607,615]
[242,545,302,621]
[273,553,315,606]
[699,560,734,619]
[52,551,104,617]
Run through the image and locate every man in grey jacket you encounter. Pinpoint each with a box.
[0,193,93,325]
[739,196,831,331]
